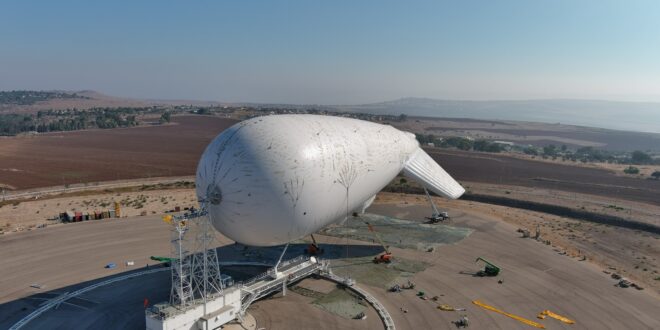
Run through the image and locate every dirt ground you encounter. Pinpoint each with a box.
[374,192,660,295]
[3,186,658,294]
[3,197,657,329]
[0,188,198,232]
[363,202,659,329]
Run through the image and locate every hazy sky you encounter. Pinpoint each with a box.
[1,1,659,104]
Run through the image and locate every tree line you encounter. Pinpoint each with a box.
[416,133,658,166]
[415,134,506,153]
[0,109,139,135]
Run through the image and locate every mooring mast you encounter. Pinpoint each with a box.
[164,209,223,310]
[169,217,193,307]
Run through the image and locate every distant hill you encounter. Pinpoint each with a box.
[335,98,660,134]
[0,91,88,106]
[0,90,223,113]
[0,90,151,113]
[2,91,659,134]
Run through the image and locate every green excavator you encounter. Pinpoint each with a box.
[150,256,177,263]
[475,257,500,277]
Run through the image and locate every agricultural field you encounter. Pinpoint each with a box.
[2,115,658,207]
[426,148,660,206]
[0,116,237,190]
[393,116,660,152]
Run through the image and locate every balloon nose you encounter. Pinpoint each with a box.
[206,184,223,205]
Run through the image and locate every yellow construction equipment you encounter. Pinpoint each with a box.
[162,215,186,229]
[437,304,455,311]
[537,310,575,324]
[472,300,545,329]
[114,202,121,218]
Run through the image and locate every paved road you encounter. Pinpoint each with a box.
[0,216,171,305]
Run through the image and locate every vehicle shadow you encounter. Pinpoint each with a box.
[458,270,482,277]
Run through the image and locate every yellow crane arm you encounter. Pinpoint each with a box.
[472,300,545,329]
[538,310,575,324]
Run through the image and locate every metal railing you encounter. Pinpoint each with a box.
[238,256,321,315]
[320,271,396,330]
[237,255,309,288]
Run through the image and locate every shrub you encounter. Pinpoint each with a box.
[624,166,640,174]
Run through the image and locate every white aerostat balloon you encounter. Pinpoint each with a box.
[196,114,464,246]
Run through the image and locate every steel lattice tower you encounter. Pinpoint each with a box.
[170,220,193,307]
[190,210,224,305]
[167,209,224,311]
